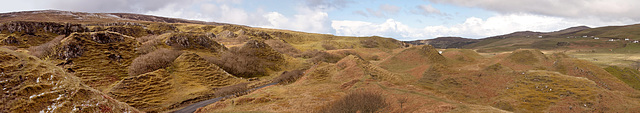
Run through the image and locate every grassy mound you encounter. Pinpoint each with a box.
[108,52,243,112]
[604,66,640,90]
[441,49,484,63]
[54,31,140,91]
[379,45,446,73]
[0,48,139,113]
[495,70,599,112]
[499,49,551,71]
[495,70,640,112]
[336,55,400,83]
[553,58,636,92]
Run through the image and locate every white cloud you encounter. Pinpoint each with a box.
[331,13,629,41]
[357,4,401,18]
[262,8,331,33]
[352,10,368,17]
[144,1,332,34]
[46,0,197,13]
[429,0,640,22]
[305,0,352,10]
[413,4,442,16]
[380,4,401,14]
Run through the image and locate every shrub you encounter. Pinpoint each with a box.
[297,50,349,63]
[128,48,183,76]
[319,90,388,113]
[360,39,379,48]
[136,35,159,43]
[208,47,273,78]
[264,39,300,56]
[213,82,250,97]
[28,35,65,58]
[136,38,159,55]
[272,70,305,84]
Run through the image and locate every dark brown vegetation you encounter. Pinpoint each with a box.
[209,47,273,78]
[128,48,183,76]
[213,82,250,97]
[28,35,64,58]
[208,40,284,78]
[360,39,379,48]
[273,70,305,84]
[297,49,356,63]
[264,39,300,56]
[319,90,389,113]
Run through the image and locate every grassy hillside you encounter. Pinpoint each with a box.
[2,10,640,113]
[0,48,139,112]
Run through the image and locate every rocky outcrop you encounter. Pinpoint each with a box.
[164,32,227,52]
[2,36,18,45]
[105,26,148,37]
[0,21,88,36]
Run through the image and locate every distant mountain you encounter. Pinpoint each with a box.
[403,37,479,48]
[487,26,591,39]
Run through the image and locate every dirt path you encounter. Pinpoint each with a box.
[173,82,278,113]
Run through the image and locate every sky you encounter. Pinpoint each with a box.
[1,0,639,41]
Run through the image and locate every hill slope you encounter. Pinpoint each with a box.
[2,10,640,113]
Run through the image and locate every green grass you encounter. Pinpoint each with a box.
[604,66,640,90]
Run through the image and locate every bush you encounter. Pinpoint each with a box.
[273,70,305,84]
[360,39,379,48]
[296,49,349,63]
[264,39,300,56]
[128,48,183,76]
[319,90,388,113]
[136,35,159,43]
[28,35,65,58]
[136,38,159,55]
[208,47,274,78]
[213,82,250,97]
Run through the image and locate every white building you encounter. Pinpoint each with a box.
[634,41,639,43]
[625,38,630,41]
[594,37,600,39]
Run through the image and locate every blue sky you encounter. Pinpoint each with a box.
[1,0,639,41]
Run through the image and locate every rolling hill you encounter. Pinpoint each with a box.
[2,10,640,113]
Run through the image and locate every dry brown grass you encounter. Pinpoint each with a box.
[322,43,337,50]
[128,48,183,76]
[273,70,305,84]
[28,35,65,58]
[319,90,389,113]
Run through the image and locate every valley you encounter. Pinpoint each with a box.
[1,10,640,113]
